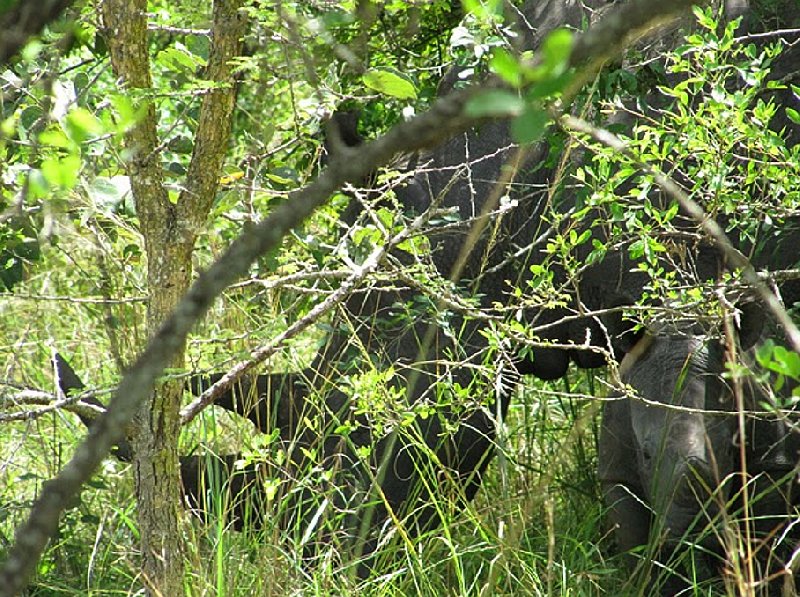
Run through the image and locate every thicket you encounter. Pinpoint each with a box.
[0,1,798,595]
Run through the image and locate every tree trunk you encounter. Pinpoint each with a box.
[100,0,244,594]
[100,2,187,593]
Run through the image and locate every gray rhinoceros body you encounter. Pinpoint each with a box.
[599,329,800,591]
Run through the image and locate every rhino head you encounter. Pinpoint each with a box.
[620,331,739,544]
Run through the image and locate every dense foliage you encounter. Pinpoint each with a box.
[1,1,799,595]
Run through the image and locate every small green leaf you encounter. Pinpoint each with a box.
[21,40,43,62]
[465,89,524,118]
[19,106,42,131]
[39,128,72,149]
[73,72,90,98]
[490,48,521,87]
[167,162,186,176]
[770,346,800,378]
[317,9,355,29]
[41,155,81,189]
[786,107,800,125]
[628,239,645,259]
[65,107,104,143]
[27,170,48,199]
[463,0,503,20]
[376,207,394,230]
[691,6,716,31]
[540,28,572,75]
[756,339,776,368]
[362,69,417,100]
[157,44,206,73]
[109,94,145,131]
[88,176,131,210]
[575,229,591,245]
[265,172,292,186]
[510,106,549,143]
[526,71,573,100]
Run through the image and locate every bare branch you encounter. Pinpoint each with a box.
[0,388,106,423]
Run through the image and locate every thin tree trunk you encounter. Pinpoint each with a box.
[100,0,244,594]
[100,1,187,593]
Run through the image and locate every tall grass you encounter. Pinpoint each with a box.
[0,234,788,597]
[0,348,625,596]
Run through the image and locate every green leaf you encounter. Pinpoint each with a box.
[65,107,104,143]
[462,0,503,20]
[575,229,591,245]
[73,72,90,98]
[510,106,549,143]
[19,106,42,131]
[526,71,574,100]
[316,9,355,29]
[755,339,776,368]
[88,176,131,211]
[21,40,42,62]
[786,107,800,126]
[628,239,645,259]
[691,5,716,31]
[770,346,800,378]
[157,44,206,73]
[109,94,143,131]
[490,48,521,87]
[39,128,72,149]
[41,155,81,189]
[27,170,48,199]
[264,171,293,185]
[465,89,523,118]
[362,69,417,100]
[376,207,394,230]
[540,28,572,75]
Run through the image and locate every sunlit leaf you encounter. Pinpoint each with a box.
[490,48,521,87]
[362,69,417,99]
[65,107,104,143]
[540,28,572,75]
[41,155,81,189]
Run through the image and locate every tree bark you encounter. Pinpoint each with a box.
[99,1,186,593]
[99,0,244,594]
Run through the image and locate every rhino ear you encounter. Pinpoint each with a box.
[736,301,764,351]
[603,308,645,359]
[54,352,85,395]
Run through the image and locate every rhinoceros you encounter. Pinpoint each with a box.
[599,318,800,594]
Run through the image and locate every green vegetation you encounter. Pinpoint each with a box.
[1,1,799,595]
